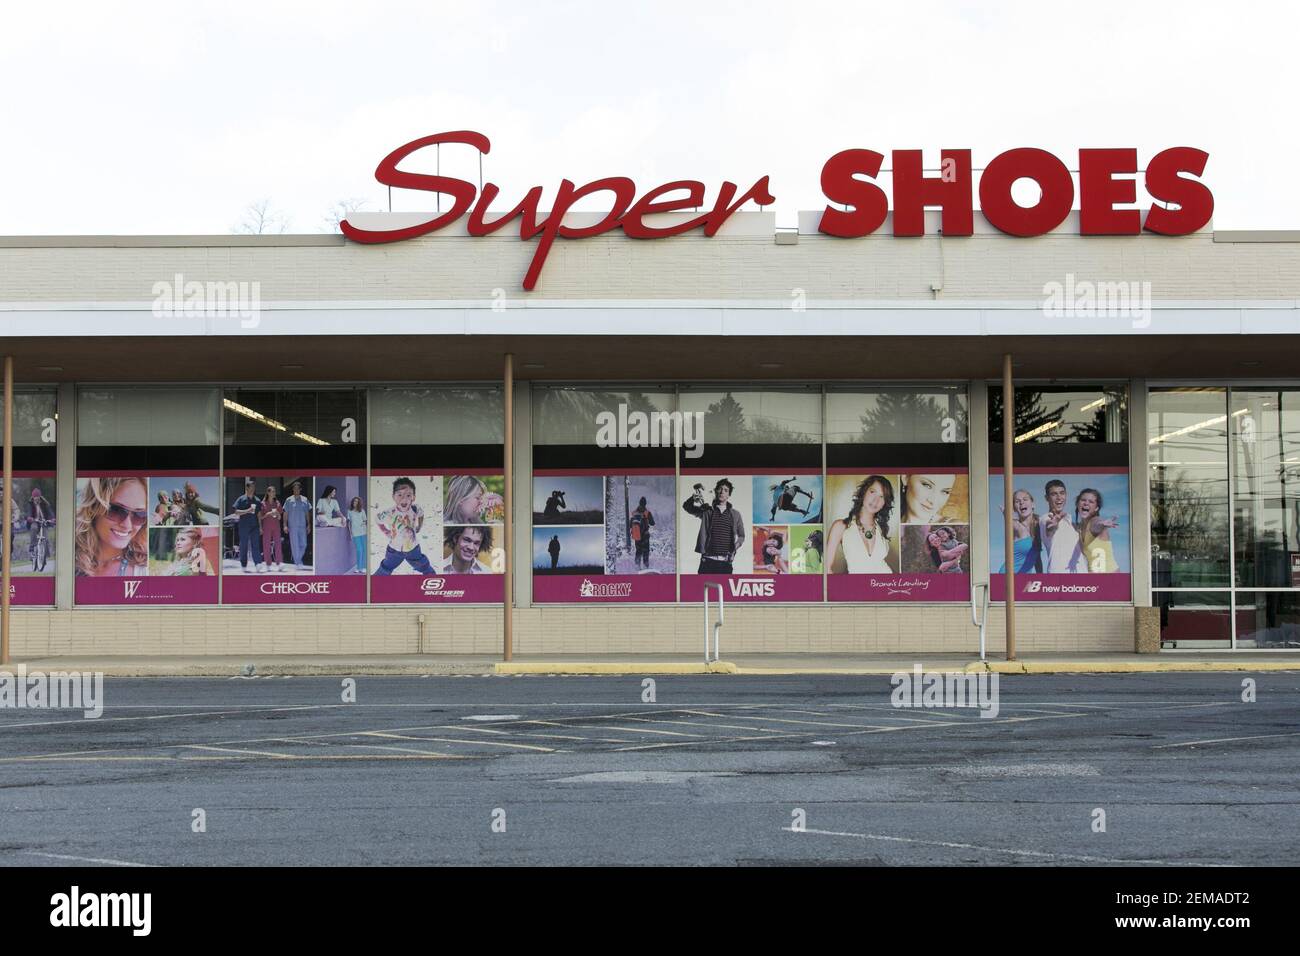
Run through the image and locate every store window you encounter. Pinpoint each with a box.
[369,387,504,604]
[826,386,969,603]
[532,386,677,603]
[988,385,1132,603]
[2,388,58,606]
[75,387,221,606]
[676,388,823,603]
[221,388,366,604]
[1150,386,1300,649]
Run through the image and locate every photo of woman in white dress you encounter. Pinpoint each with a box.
[827,475,898,574]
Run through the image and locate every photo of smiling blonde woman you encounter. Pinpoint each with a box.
[998,488,1042,574]
[75,477,149,577]
[900,472,968,524]
[160,527,215,576]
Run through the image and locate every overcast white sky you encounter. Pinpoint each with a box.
[2,1,1296,234]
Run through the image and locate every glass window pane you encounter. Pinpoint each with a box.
[1232,390,1300,588]
[370,387,502,445]
[678,389,821,444]
[78,388,220,446]
[223,389,365,447]
[1148,388,1231,588]
[533,388,675,446]
[1235,592,1300,649]
[0,390,57,447]
[827,387,967,444]
[989,386,1127,444]
[1153,591,1231,649]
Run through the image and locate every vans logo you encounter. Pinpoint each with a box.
[728,578,775,598]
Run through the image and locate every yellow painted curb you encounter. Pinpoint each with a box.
[495,661,738,675]
[982,660,1300,674]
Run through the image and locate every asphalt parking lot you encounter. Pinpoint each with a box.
[1,673,1296,866]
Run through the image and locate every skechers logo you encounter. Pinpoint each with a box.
[419,578,466,598]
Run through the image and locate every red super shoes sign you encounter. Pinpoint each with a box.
[341,132,1212,290]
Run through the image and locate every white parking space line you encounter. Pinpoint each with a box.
[23,851,152,867]
[784,827,1216,866]
[1153,731,1300,749]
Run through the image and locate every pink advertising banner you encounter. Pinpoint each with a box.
[371,573,503,604]
[680,573,824,603]
[75,575,217,606]
[828,573,971,603]
[991,573,1133,602]
[74,472,221,606]
[534,573,676,603]
[824,468,971,603]
[988,468,1131,603]
[8,577,56,606]
[368,470,505,604]
[534,469,677,604]
[221,575,366,605]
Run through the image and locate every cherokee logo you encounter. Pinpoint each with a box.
[260,581,331,595]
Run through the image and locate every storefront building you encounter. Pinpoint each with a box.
[2,192,1299,657]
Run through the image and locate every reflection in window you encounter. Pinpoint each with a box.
[827,388,967,444]
[223,389,366,447]
[1232,391,1300,588]
[533,388,674,446]
[989,386,1127,444]
[1154,590,1231,648]
[371,387,502,445]
[1149,389,1232,589]
[1235,592,1300,648]
[678,389,821,444]
[0,390,57,447]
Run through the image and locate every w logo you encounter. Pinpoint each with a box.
[123,580,142,598]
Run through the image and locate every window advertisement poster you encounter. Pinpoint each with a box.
[369,472,505,603]
[4,472,57,606]
[988,468,1131,602]
[825,469,971,602]
[74,472,220,605]
[533,471,676,602]
[220,472,367,604]
[678,472,823,602]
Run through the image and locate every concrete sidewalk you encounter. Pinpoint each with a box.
[5,652,1299,677]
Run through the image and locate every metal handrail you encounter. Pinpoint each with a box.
[971,582,990,661]
[702,582,724,663]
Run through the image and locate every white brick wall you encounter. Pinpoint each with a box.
[1,230,1297,303]
[8,603,1132,657]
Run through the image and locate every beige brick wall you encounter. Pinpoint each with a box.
[2,230,1298,302]
[8,603,1132,657]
